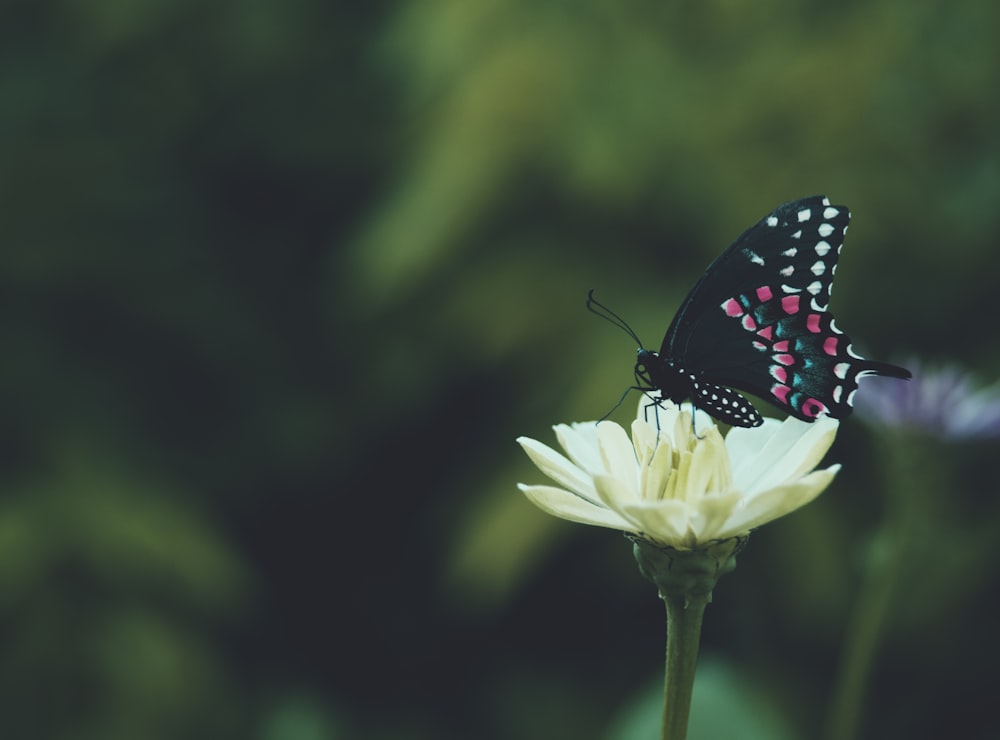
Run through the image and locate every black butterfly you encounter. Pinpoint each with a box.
[589,195,911,428]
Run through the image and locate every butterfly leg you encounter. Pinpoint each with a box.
[597,384,658,424]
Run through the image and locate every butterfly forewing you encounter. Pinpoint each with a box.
[663,196,848,355]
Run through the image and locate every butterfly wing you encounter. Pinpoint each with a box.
[662,195,910,422]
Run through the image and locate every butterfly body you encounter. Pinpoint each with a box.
[596,195,911,428]
[635,349,765,427]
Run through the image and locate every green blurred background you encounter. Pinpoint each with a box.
[2,0,998,738]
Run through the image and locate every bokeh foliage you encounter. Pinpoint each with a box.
[1,0,998,738]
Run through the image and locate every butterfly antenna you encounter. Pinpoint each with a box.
[586,290,645,347]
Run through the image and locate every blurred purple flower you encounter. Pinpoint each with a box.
[855,360,1000,440]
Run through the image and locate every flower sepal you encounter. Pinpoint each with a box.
[630,535,747,606]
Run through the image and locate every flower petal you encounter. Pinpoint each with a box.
[553,423,603,475]
[729,416,838,493]
[630,417,659,464]
[593,473,640,519]
[689,490,744,541]
[639,431,674,502]
[725,417,783,474]
[718,465,841,537]
[516,436,600,504]
[616,497,690,544]
[682,427,728,504]
[597,421,639,499]
[518,484,631,530]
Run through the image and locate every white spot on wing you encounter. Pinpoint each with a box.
[811,261,826,276]
[780,265,794,277]
[797,208,811,222]
[782,284,802,293]
[834,362,850,379]
[823,207,839,219]
[818,223,834,237]
[746,249,765,266]
[792,230,802,239]
[781,247,797,257]
[815,241,831,256]
[807,280,822,295]
[767,216,778,227]
[810,297,828,312]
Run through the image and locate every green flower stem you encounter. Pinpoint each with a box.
[661,589,709,740]
[631,537,744,740]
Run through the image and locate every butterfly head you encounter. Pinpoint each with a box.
[634,348,656,389]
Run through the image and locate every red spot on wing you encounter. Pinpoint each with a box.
[756,286,773,302]
[781,295,800,314]
[807,314,822,333]
[771,384,791,404]
[757,325,773,340]
[772,340,790,352]
[801,398,828,418]
[722,298,744,317]
[823,337,839,356]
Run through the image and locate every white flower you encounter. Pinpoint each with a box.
[517,398,840,549]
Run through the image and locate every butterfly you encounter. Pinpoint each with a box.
[588,195,911,427]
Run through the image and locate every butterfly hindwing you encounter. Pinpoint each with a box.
[688,380,763,427]
[708,305,883,421]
